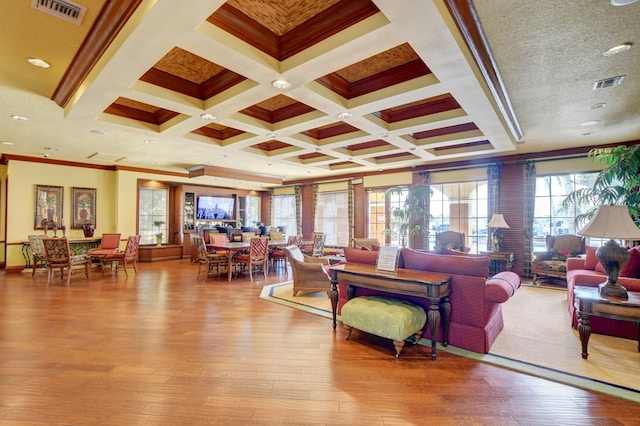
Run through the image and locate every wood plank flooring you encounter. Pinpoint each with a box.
[1,259,640,425]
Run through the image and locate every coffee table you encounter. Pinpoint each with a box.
[573,286,640,359]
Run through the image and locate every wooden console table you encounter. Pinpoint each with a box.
[574,286,640,359]
[329,263,451,360]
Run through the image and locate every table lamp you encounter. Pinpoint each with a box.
[487,213,510,252]
[578,205,640,298]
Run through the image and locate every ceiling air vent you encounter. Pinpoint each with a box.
[31,0,87,25]
[592,75,625,90]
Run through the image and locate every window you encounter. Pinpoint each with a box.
[429,181,488,253]
[244,195,261,227]
[383,187,409,247]
[367,190,387,244]
[139,187,168,245]
[533,172,599,251]
[272,194,297,236]
[315,190,349,246]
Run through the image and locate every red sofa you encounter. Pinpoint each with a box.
[338,247,521,353]
[566,246,640,340]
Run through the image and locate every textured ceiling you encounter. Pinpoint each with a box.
[0,0,638,190]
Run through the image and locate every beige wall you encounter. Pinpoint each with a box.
[2,160,196,270]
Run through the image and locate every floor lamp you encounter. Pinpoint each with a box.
[487,213,510,252]
[578,205,640,299]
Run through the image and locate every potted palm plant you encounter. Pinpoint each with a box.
[562,145,640,226]
[153,220,165,246]
[383,185,431,248]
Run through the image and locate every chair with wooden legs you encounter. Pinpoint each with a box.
[28,234,48,276]
[100,235,141,277]
[89,233,121,266]
[192,236,228,279]
[270,235,302,270]
[233,236,269,281]
[43,238,91,286]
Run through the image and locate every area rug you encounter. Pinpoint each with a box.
[260,282,640,403]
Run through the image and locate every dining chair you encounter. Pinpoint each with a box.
[89,233,122,265]
[28,234,48,276]
[100,235,141,277]
[43,238,91,286]
[233,236,269,281]
[192,236,228,279]
[270,235,302,270]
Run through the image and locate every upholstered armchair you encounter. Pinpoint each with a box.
[434,231,470,253]
[283,245,331,296]
[352,238,380,251]
[532,234,585,285]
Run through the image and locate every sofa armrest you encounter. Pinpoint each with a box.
[485,272,521,303]
[566,256,585,271]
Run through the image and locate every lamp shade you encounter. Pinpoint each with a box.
[578,205,640,239]
[487,213,510,229]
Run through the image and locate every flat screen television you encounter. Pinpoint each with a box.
[196,196,234,220]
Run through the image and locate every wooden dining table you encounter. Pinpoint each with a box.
[208,240,287,281]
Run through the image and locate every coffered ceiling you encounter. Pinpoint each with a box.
[1,0,638,189]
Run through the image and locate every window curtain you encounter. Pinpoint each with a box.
[311,183,318,232]
[418,171,431,250]
[523,160,536,276]
[348,180,354,246]
[487,163,503,251]
[294,185,302,235]
[268,188,273,226]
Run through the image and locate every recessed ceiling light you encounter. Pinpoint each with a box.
[45,147,59,152]
[337,112,352,119]
[603,42,632,56]
[611,0,638,6]
[1,141,14,145]
[266,133,277,138]
[379,132,390,138]
[582,132,593,136]
[90,129,108,135]
[588,103,607,110]
[409,147,416,151]
[580,120,601,127]
[27,58,50,68]
[271,79,291,90]
[144,139,156,144]
[220,154,228,158]
[200,113,216,120]
[10,114,29,121]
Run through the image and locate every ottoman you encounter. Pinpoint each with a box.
[341,296,427,357]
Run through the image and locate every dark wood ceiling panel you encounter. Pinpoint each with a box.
[374,94,461,123]
[345,139,390,151]
[139,48,248,101]
[252,141,291,151]
[412,123,479,140]
[191,123,245,140]
[104,97,179,125]
[301,122,361,140]
[240,95,316,123]
[433,140,491,151]
[316,43,431,99]
[208,0,379,61]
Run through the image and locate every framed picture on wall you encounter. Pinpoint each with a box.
[71,187,96,229]
[34,185,63,229]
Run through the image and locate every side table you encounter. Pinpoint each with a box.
[481,251,514,274]
[574,286,640,359]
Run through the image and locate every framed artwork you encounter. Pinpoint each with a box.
[71,187,96,229]
[34,185,64,229]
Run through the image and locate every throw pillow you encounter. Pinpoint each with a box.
[584,246,599,270]
[620,247,640,278]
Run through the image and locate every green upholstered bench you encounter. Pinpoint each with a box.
[341,296,427,358]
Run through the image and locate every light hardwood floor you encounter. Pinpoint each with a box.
[1,259,639,425]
